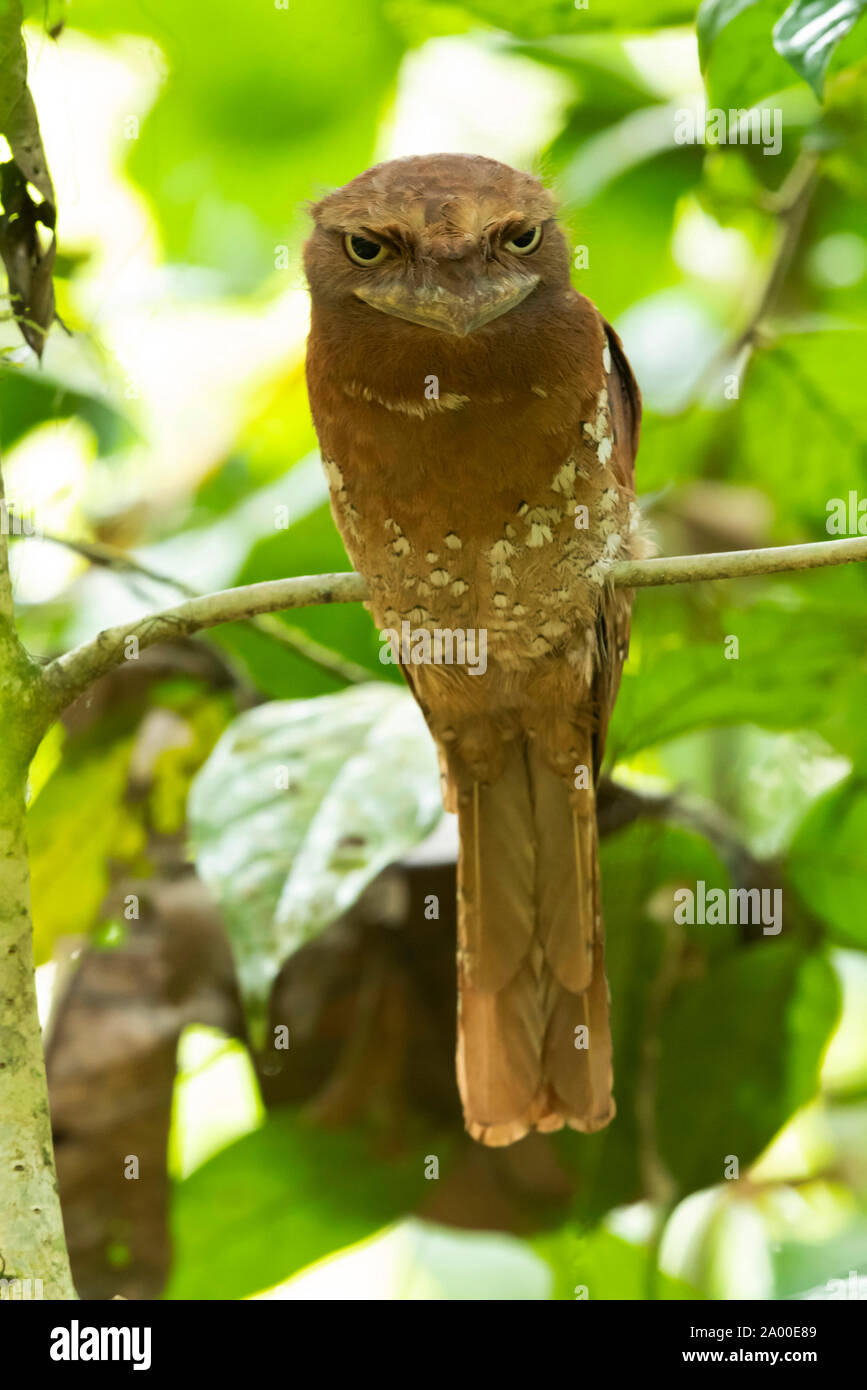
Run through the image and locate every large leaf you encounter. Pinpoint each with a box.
[165,1108,442,1299]
[787,776,867,948]
[698,0,802,107]
[0,364,133,452]
[698,0,767,64]
[774,0,867,96]
[188,684,442,1036]
[656,944,839,1192]
[732,330,867,532]
[610,594,867,764]
[27,732,138,963]
[553,819,730,1219]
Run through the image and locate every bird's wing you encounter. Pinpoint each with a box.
[592,317,643,776]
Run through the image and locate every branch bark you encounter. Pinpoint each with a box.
[40,535,867,717]
[39,532,372,686]
[612,534,867,587]
[42,571,368,718]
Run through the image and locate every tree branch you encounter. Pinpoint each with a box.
[36,531,372,687]
[42,572,368,716]
[612,534,867,587]
[39,535,867,720]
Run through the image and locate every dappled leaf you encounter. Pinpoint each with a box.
[774,0,867,96]
[699,0,801,108]
[188,684,442,1036]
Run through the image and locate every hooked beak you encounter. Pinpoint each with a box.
[353,270,540,336]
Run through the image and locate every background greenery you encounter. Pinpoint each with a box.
[2,0,867,1299]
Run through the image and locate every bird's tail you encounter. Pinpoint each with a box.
[454,732,614,1146]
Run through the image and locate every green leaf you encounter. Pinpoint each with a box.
[731,330,867,532]
[611,595,867,763]
[222,494,393,699]
[165,1108,441,1299]
[27,732,138,963]
[700,0,803,108]
[698,0,765,66]
[656,944,839,1192]
[553,819,730,1219]
[773,1215,867,1295]
[0,365,133,453]
[534,1226,704,1299]
[774,0,867,96]
[188,684,442,1037]
[787,776,867,948]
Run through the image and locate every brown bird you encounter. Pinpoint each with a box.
[304,153,648,1146]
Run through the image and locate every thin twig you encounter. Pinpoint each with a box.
[37,531,371,687]
[41,572,368,717]
[697,151,819,396]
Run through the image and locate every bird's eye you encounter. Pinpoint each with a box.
[345,233,389,266]
[504,225,543,256]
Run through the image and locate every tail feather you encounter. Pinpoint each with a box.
[458,753,535,993]
[454,732,614,1146]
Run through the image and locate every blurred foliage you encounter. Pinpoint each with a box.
[2,0,866,1300]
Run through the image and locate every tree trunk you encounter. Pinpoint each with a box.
[0,472,75,1298]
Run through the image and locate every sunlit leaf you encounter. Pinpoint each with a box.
[774,0,867,96]
[535,1225,703,1299]
[188,684,442,1036]
[165,1107,442,1300]
[699,0,802,107]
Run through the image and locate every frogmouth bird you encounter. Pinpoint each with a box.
[304,153,648,1147]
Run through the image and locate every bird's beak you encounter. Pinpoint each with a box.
[353,270,540,336]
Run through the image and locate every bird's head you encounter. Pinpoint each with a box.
[304,154,570,339]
